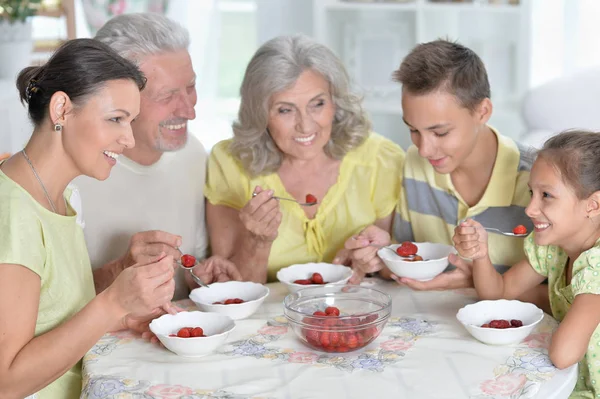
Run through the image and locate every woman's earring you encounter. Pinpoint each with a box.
[54,122,62,132]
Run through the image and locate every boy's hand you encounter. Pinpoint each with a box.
[453,219,489,260]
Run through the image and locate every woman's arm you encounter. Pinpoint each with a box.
[0,264,123,398]
[549,293,600,369]
[206,188,281,283]
[0,256,174,398]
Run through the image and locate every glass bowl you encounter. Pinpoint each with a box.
[283,285,391,353]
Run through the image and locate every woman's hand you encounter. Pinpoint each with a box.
[344,225,390,283]
[239,186,282,243]
[453,219,489,260]
[191,255,243,285]
[105,253,176,318]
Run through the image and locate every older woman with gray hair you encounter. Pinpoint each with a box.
[205,35,405,283]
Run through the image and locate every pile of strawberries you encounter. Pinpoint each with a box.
[294,272,327,285]
[213,298,245,305]
[481,319,524,329]
[170,326,207,338]
[300,306,381,352]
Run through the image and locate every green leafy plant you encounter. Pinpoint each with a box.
[0,0,44,24]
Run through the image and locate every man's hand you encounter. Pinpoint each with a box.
[190,256,243,287]
[391,253,474,291]
[120,230,182,270]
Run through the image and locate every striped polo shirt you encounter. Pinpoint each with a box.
[394,128,534,272]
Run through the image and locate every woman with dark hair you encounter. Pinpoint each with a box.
[0,39,176,398]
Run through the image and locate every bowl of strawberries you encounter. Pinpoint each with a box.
[377,241,455,281]
[189,281,269,320]
[149,311,235,357]
[276,262,353,293]
[456,299,544,345]
[284,285,391,353]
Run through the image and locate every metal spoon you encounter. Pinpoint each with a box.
[252,192,317,207]
[481,227,527,237]
[176,260,210,288]
[370,244,400,256]
[457,219,527,237]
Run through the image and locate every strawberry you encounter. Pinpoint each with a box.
[325,306,340,316]
[396,241,418,257]
[305,328,320,343]
[224,299,236,305]
[180,254,196,268]
[213,301,223,305]
[311,272,324,284]
[346,333,359,348]
[330,332,341,346]
[513,225,527,235]
[177,328,191,338]
[294,279,312,285]
[313,310,327,316]
[191,327,204,337]
[320,331,331,347]
[510,319,523,327]
[233,298,244,304]
[305,194,318,204]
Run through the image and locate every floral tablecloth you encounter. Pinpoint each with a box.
[81,280,577,399]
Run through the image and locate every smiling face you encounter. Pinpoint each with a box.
[266,69,336,162]
[402,90,491,174]
[525,157,591,247]
[62,79,140,180]
[134,50,197,156]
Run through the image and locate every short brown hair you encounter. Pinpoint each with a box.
[537,130,600,199]
[392,39,490,111]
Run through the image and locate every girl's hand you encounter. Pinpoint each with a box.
[453,219,489,260]
[239,186,282,243]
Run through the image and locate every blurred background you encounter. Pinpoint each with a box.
[1,0,600,156]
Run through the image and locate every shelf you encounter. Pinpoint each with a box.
[325,2,417,11]
[324,1,520,13]
[422,3,520,13]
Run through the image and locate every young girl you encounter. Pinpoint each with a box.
[454,130,600,398]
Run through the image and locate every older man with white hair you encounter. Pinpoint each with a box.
[75,13,241,300]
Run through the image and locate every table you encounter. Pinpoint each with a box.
[81,280,578,399]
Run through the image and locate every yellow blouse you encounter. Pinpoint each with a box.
[205,133,405,281]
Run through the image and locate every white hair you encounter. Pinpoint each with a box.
[231,35,371,177]
[94,13,190,65]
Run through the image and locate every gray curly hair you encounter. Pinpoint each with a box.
[94,13,189,65]
[231,35,371,177]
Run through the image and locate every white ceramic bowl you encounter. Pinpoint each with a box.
[149,311,235,357]
[377,242,454,281]
[456,299,544,345]
[189,281,269,320]
[277,262,353,293]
